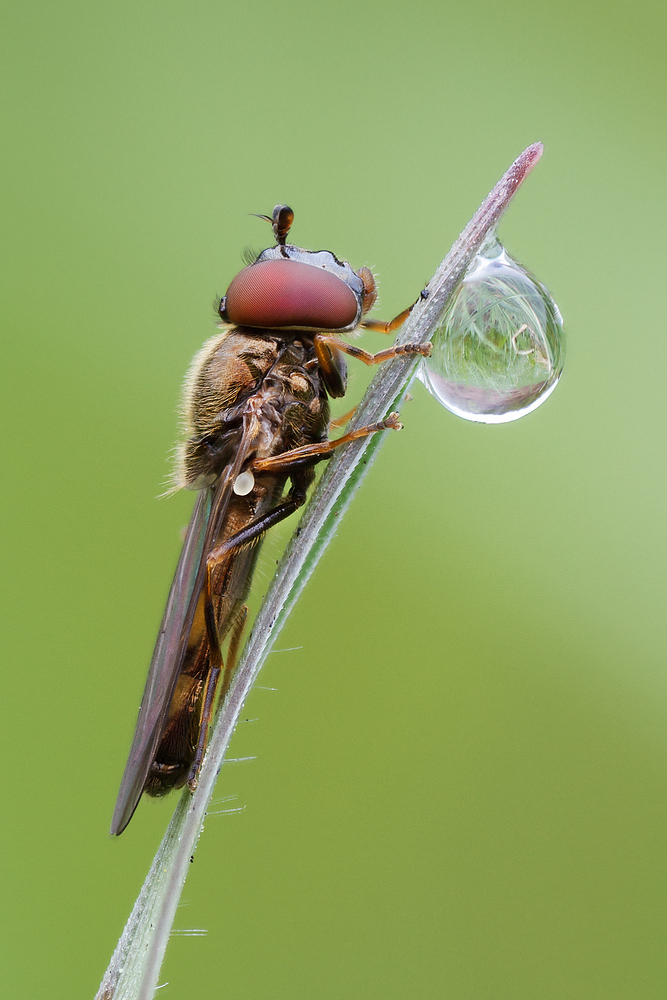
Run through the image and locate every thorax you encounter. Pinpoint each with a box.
[177,328,330,490]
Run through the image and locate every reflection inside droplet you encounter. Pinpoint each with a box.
[418,233,565,423]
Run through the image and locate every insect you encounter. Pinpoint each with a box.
[111,205,430,835]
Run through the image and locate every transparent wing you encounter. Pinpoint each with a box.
[111,488,212,835]
[111,430,257,835]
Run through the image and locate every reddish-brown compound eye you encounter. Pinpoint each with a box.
[224,258,359,330]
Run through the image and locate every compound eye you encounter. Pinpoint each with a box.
[224,258,358,330]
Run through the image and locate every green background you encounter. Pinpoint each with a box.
[2,0,666,997]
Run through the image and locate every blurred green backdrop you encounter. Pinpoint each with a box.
[2,0,666,997]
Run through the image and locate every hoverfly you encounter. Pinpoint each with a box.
[111,206,430,835]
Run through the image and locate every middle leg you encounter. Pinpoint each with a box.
[253,413,402,475]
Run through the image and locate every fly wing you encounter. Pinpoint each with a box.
[111,487,212,835]
[111,433,255,835]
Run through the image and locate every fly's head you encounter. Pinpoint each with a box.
[218,205,377,334]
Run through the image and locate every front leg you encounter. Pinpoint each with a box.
[360,288,430,334]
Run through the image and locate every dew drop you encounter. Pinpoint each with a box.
[233,470,255,496]
[418,233,564,423]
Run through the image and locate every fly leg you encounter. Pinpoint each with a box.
[217,604,249,707]
[253,413,402,474]
[187,604,248,789]
[361,288,430,334]
[186,567,226,789]
[206,486,310,568]
[187,482,312,790]
[186,664,219,790]
[314,333,431,371]
[329,406,357,429]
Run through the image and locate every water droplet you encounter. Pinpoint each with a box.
[418,234,564,423]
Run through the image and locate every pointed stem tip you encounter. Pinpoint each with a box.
[507,141,544,192]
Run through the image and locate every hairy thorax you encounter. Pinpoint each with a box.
[175,328,330,491]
